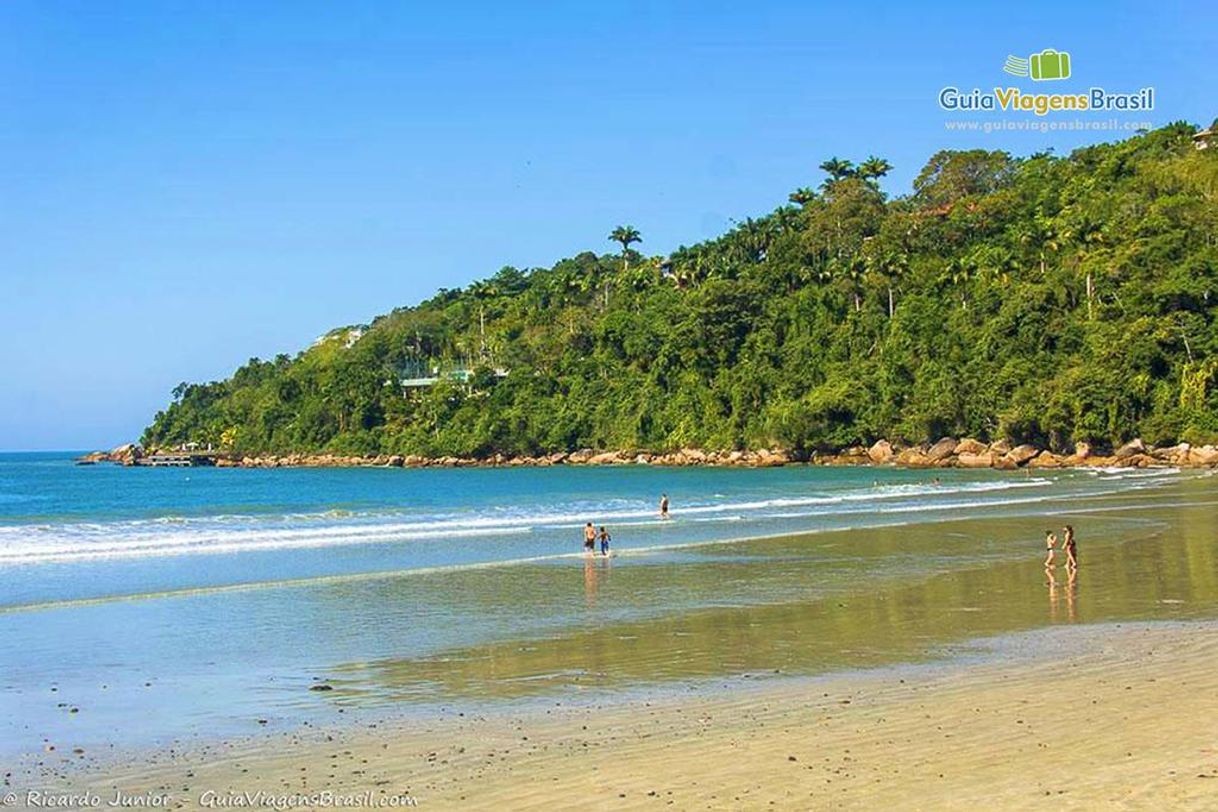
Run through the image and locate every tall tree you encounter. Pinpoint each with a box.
[819,157,856,189]
[788,187,817,207]
[606,226,642,308]
[857,156,893,182]
[608,226,642,269]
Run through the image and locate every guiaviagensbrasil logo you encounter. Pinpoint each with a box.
[939,48,1153,116]
[1004,49,1071,81]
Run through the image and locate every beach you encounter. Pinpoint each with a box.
[2,456,1218,808]
[25,622,1218,810]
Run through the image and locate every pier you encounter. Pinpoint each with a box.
[141,452,218,467]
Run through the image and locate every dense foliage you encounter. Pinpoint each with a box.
[144,123,1218,457]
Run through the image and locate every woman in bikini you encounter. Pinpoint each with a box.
[1063,525,1077,569]
[1043,529,1058,569]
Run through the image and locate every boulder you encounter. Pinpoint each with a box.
[587,451,621,465]
[1147,444,1178,462]
[110,443,143,466]
[867,440,895,464]
[1127,453,1159,468]
[956,451,995,468]
[1005,444,1040,466]
[1027,451,1063,469]
[926,437,958,462]
[1151,443,1188,462]
[955,438,987,456]
[988,439,1012,456]
[1114,438,1146,459]
[895,448,933,468]
[991,455,1019,470]
[753,449,790,467]
[1188,445,1218,466]
[1073,442,1092,460]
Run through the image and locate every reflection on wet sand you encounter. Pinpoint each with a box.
[329,493,1218,704]
[1067,565,1078,622]
[1047,567,1059,621]
[583,555,611,607]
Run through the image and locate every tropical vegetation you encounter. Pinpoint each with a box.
[144,122,1218,458]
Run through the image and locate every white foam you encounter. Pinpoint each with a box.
[0,471,1175,567]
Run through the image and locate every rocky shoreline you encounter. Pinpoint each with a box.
[78,437,1218,470]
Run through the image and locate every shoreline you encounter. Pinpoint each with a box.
[80,436,1218,470]
[33,620,1218,809]
[9,476,1218,808]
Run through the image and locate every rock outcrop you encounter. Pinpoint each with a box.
[1114,438,1147,459]
[925,437,958,462]
[867,440,895,464]
[81,434,1218,471]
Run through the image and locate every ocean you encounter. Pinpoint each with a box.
[1,452,1215,762]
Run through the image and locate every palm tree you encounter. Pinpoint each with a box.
[608,226,642,270]
[788,187,817,207]
[605,226,641,309]
[867,248,908,318]
[943,257,975,310]
[1061,218,1105,319]
[818,155,857,188]
[857,156,893,181]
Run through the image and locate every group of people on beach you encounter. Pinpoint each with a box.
[1043,525,1078,570]
[581,493,671,556]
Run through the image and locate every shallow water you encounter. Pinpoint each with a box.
[0,453,1215,760]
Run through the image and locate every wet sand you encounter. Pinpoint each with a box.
[48,620,1218,810]
[12,477,1218,808]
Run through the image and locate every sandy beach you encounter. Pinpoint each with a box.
[6,467,1218,811]
[20,620,1213,810]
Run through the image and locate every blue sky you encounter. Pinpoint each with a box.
[0,1,1211,450]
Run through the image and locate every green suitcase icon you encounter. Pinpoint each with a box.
[1029,49,1071,81]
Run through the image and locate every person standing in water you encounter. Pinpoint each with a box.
[1043,529,1058,569]
[598,526,611,556]
[1063,525,1077,569]
[583,522,596,553]
[659,493,670,519]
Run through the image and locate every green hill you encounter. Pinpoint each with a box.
[143,122,1218,458]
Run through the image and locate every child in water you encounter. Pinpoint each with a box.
[598,526,610,556]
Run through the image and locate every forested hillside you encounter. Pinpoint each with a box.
[143,122,1218,458]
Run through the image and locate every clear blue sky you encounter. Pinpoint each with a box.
[1,1,1211,450]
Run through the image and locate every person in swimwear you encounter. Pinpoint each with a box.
[1043,529,1057,569]
[583,522,596,553]
[659,493,670,519]
[598,526,611,556]
[1063,525,1077,569]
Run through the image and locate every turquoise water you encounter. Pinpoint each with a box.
[0,452,1204,760]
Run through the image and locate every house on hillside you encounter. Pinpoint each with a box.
[1193,123,1216,150]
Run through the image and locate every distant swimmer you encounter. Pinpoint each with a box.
[1063,525,1077,569]
[599,526,611,556]
[583,522,596,553]
[1043,529,1058,569]
[659,493,670,519]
